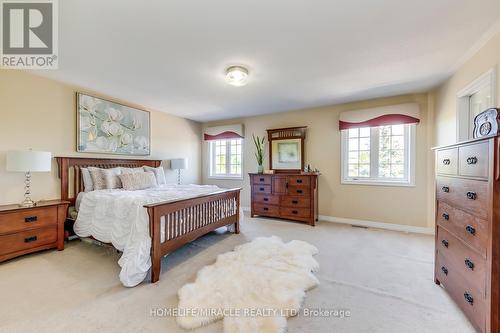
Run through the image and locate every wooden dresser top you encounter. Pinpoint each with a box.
[0,200,69,213]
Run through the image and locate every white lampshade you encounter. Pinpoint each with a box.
[6,151,52,172]
[171,158,188,170]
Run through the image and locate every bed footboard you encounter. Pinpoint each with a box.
[144,188,241,283]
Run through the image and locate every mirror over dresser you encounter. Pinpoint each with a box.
[433,135,500,333]
[250,127,319,226]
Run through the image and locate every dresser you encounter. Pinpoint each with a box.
[249,173,319,226]
[434,136,500,333]
[0,200,69,262]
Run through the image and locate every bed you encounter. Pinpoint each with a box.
[56,157,241,286]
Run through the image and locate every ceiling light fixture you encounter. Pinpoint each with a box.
[225,66,249,86]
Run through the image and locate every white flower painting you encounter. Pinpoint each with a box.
[77,93,151,155]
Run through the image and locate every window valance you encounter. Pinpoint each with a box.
[339,103,420,130]
[203,124,244,141]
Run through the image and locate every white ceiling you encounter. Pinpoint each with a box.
[36,0,500,122]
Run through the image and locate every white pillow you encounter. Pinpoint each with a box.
[121,167,145,174]
[119,171,158,191]
[143,166,166,185]
[81,167,94,192]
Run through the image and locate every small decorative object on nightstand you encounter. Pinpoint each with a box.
[171,158,188,185]
[0,200,69,262]
[6,150,52,207]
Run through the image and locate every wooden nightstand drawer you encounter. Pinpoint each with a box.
[0,206,58,235]
[0,227,57,256]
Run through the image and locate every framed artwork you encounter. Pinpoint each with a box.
[278,142,299,163]
[77,93,151,155]
[267,127,306,172]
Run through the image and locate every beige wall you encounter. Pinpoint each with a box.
[202,94,434,228]
[0,70,201,205]
[435,31,500,146]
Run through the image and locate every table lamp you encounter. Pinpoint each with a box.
[6,150,52,207]
[170,158,188,185]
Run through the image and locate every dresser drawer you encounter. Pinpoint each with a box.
[253,194,279,205]
[252,175,272,185]
[280,207,311,219]
[437,201,488,257]
[287,186,309,196]
[253,203,279,217]
[436,177,489,220]
[459,142,489,179]
[0,206,58,235]
[287,176,310,186]
[0,227,57,256]
[280,196,310,208]
[437,227,486,296]
[252,185,271,194]
[437,148,458,175]
[436,253,486,333]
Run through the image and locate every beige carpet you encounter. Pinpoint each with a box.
[0,213,476,333]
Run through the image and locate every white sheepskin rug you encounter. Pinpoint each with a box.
[176,236,319,333]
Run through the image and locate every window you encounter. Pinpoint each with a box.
[208,139,243,179]
[456,68,497,141]
[341,124,415,186]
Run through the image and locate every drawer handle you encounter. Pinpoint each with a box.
[292,200,299,204]
[259,178,265,182]
[292,210,298,214]
[465,225,476,235]
[441,239,449,248]
[24,236,37,243]
[259,187,265,191]
[296,179,303,184]
[263,198,269,202]
[442,213,449,221]
[465,258,474,270]
[442,186,449,193]
[466,191,476,200]
[464,292,474,305]
[24,216,38,223]
[441,266,448,275]
[443,159,451,165]
[263,207,269,211]
[466,157,478,165]
[296,189,303,194]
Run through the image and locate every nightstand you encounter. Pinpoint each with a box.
[0,200,69,262]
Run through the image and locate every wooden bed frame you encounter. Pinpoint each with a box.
[55,157,241,283]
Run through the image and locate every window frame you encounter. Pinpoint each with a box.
[207,138,244,180]
[340,124,416,187]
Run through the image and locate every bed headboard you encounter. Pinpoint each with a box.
[55,157,162,206]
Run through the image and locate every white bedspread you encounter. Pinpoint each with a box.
[74,184,233,287]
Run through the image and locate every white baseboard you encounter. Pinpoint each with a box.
[242,206,433,235]
[318,215,435,235]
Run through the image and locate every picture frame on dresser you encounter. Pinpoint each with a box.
[267,127,306,173]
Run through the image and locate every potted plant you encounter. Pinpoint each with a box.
[253,134,265,174]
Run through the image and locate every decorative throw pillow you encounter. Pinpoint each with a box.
[121,167,145,174]
[143,166,166,185]
[89,167,122,190]
[81,167,94,192]
[119,171,158,191]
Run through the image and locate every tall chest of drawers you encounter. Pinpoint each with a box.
[249,173,319,226]
[434,136,500,333]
